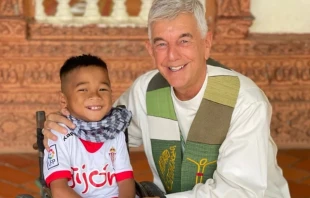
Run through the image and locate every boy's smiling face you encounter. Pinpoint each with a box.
[60,66,112,122]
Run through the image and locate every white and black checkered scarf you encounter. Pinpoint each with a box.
[67,106,132,143]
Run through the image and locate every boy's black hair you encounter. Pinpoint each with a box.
[60,54,108,80]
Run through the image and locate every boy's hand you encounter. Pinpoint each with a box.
[43,108,75,150]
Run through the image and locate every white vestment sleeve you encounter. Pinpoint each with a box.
[114,71,157,148]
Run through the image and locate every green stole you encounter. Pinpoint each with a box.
[146,59,240,193]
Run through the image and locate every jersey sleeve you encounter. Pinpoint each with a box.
[113,132,134,182]
[43,129,72,186]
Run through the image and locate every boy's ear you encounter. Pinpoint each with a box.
[59,92,67,109]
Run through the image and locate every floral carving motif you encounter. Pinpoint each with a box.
[271,103,310,147]
[217,0,251,17]
[0,0,310,152]
[0,19,26,39]
[29,23,148,40]
[0,0,23,16]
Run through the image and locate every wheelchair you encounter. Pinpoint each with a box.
[16,111,166,198]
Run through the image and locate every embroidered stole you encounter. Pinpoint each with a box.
[146,59,240,193]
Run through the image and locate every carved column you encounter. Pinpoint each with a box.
[84,0,101,21]
[139,0,152,22]
[214,0,254,39]
[34,0,46,21]
[55,0,72,21]
[0,0,26,40]
[111,0,128,21]
[0,0,23,16]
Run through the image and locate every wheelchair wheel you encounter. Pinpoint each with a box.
[15,195,34,198]
[42,187,52,198]
[135,181,166,198]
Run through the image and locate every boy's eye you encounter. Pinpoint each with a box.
[99,88,107,91]
[78,89,87,92]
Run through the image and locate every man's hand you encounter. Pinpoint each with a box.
[43,108,75,150]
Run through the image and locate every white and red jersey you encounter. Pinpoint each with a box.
[43,126,133,198]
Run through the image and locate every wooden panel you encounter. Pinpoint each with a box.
[0,0,309,152]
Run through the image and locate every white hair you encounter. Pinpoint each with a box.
[148,0,207,40]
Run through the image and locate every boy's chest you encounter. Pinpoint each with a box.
[67,139,119,196]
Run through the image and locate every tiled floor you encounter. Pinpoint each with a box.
[0,150,309,198]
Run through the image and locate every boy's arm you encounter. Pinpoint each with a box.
[114,132,135,197]
[50,179,81,198]
[118,178,135,198]
[43,129,75,197]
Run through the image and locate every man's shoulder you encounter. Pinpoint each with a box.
[134,69,159,83]
[208,65,260,91]
[128,69,160,93]
[207,65,268,103]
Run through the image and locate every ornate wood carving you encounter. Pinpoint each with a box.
[0,19,26,40]
[0,0,310,152]
[29,22,148,40]
[214,0,253,39]
[219,58,310,87]
[213,36,310,56]
[1,36,310,58]
[271,103,310,148]
[0,0,23,16]
[217,0,251,16]
[0,41,149,58]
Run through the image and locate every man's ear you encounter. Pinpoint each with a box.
[59,92,67,109]
[145,40,154,58]
[204,31,213,60]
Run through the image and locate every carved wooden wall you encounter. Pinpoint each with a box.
[0,0,309,152]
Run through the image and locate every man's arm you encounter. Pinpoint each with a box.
[42,109,75,149]
[113,132,136,197]
[50,179,81,198]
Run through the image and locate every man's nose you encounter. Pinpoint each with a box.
[167,46,181,61]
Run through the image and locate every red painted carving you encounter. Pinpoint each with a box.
[214,18,253,39]
[271,103,310,148]
[0,0,23,16]
[0,0,310,152]
[217,0,251,16]
[29,22,148,40]
[0,19,26,40]
[0,41,149,58]
[215,0,253,39]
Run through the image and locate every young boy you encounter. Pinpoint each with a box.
[43,54,135,198]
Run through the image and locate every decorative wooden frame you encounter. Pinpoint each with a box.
[0,0,309,152]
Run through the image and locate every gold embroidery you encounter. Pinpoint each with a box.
[159,150,170,175]
[159,146,176,191]
[187,158,217,184]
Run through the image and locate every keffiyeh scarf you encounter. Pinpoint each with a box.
[68,106,132,143]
